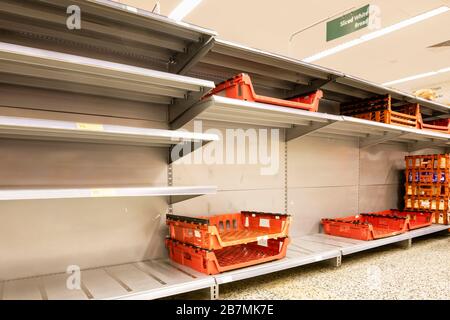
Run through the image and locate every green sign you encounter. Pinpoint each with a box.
[327,4,370,42]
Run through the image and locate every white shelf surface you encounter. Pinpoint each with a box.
[0,115,219,148]
[0,224,447,300]
[0,42,215,103]
[0,186,217,203]
[0,259,215,300]
[174,95,450,149]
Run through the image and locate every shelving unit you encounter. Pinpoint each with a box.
[0,0,217,73]
[1,224,447,300]
[173,95,450,151]
[0,0,448,301]
[186,39,450,116]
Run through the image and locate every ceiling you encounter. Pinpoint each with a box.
[116,0,450,105]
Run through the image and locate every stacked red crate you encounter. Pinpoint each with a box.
[165,211,291,275]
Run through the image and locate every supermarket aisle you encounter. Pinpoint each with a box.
[170,232,450,300]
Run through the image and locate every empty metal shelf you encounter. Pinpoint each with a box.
[0,185,217,203]
[0,259,215,300]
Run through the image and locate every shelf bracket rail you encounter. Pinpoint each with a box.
[169,140,212,164]
[407,139,448,152]
[359,131,407,149]
[285,75,339,99]
[285,119,338,142]
[169,91,208,129]
[169,36,215,75]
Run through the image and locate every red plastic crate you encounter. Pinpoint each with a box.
[166,211,290,250]
[321,213,408,241]
[422,119,450,134]
[166,237,289,275]
[204,73,323,112]
[371,209,432,230]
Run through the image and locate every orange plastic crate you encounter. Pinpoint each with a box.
[341,95,421,128]
[406,184,449,197]
[405,154,450,170]
[404,195,450,213]
[422,119,450,134]
[166,211,290,250]
[166,237,289,275]
[204,73,323,112]
[371,209,432,230]
[321,213,408,241]
[405,170,448,184]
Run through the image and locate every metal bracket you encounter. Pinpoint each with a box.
[169,91,206,129]
[286,75,338,99]
[169,36,215,75]
[359,131,406,149]
[285,120,337,142]
[170,99,210,130]
[169,140,212,164]
[407,139,447,152]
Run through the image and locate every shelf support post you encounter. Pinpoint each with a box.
[328,255,342,268]
[396,238,412,250]
[210,283,219,300]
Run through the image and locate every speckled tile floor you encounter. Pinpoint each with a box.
[168,232,450,300]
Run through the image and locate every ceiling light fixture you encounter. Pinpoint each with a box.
[383,67,450,86]
[169,0,202,21]
[303,6,450,63]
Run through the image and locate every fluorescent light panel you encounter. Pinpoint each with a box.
[303,6,449,63]
[169,0,202,21]
[383,67,450,86]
